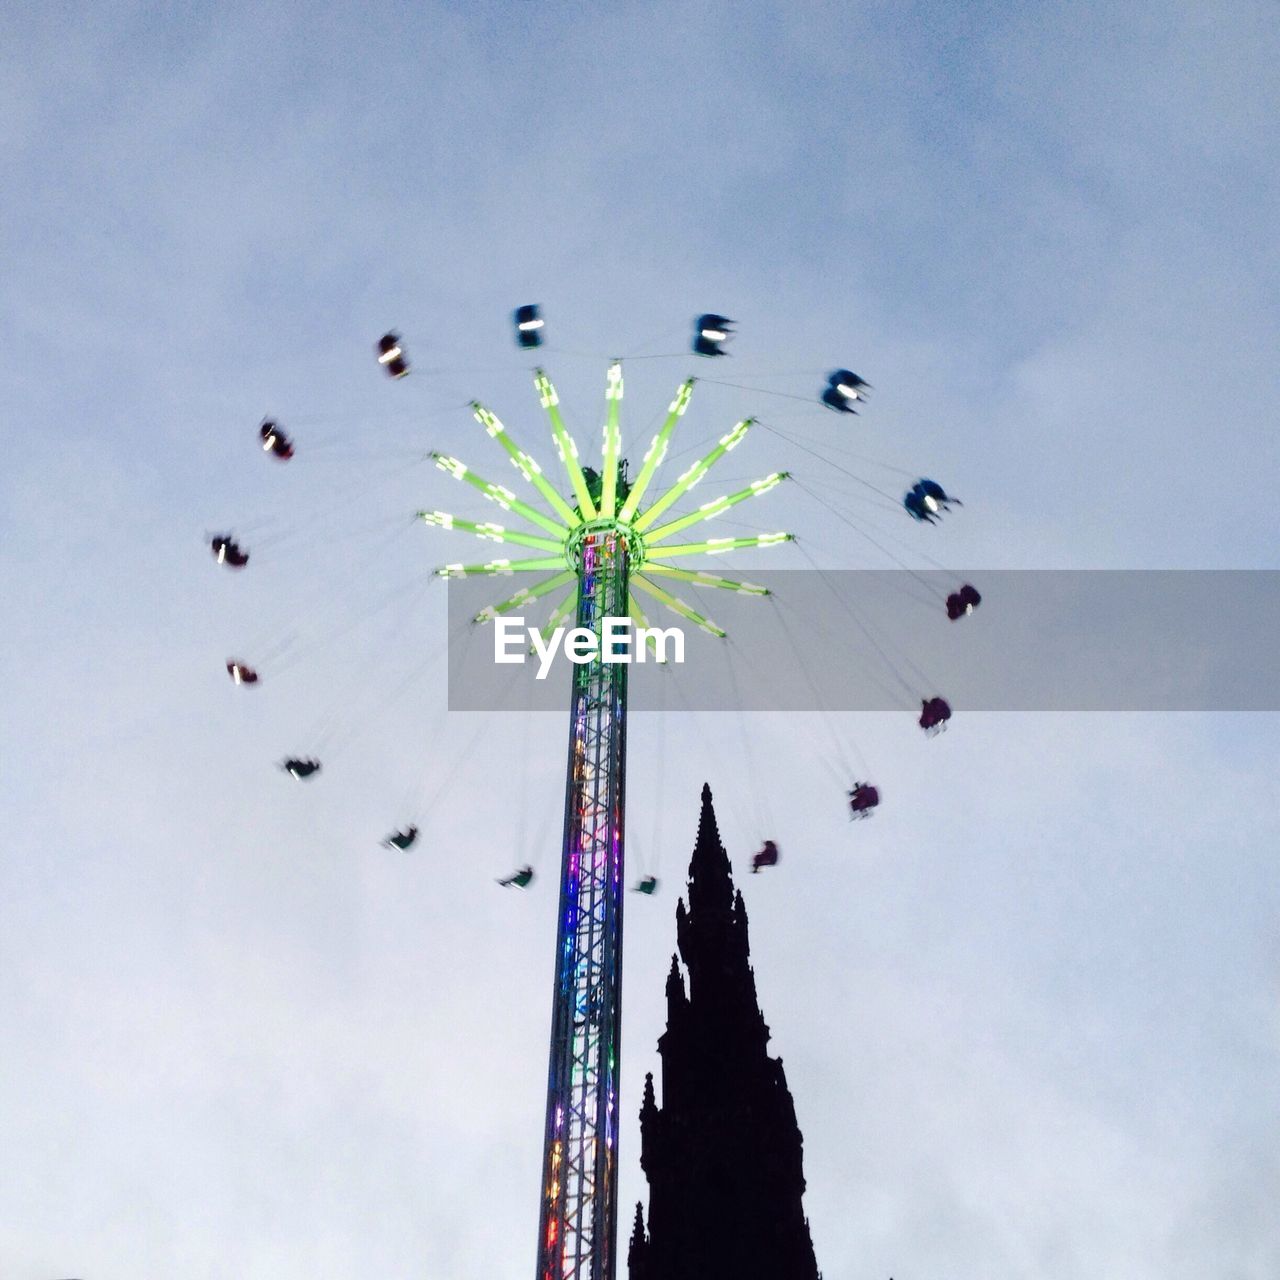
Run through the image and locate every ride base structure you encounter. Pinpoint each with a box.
[421,364,790,1280]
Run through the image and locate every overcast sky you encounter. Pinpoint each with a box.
[2,2,1278,1277]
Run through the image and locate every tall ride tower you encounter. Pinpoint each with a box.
[419,363,792,1280]
[537,524,630,1279]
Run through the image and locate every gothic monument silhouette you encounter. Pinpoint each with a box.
[629,784,822,1280]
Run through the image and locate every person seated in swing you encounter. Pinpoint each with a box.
[382,825,418,851]
[903,488,938,523]
[904,478,959,523]
[376,332,410,378]
[281,757,321,779]
[513,304,544,349]
[498,865,534,888]
[945,583,981,620]
[751,840,779,873]
[211,535,249,568]
[632,875,659,895]
[848,782,880,817]
[918,696,952,735]
[259,420,294,459]
[820,369,870,414]
[692,313,734,357]
[226,660,259,685]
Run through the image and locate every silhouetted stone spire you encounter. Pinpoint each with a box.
[634,783,821,1280]
[688,781,733,918]
[629,1200,650,1279]
[640,1071,658,1124]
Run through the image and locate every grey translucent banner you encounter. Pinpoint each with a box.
[445,571,1280,712]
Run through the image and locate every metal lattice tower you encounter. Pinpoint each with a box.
[419,362,792,1280]
[537,529,629,1278]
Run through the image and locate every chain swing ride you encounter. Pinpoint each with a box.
[210,306,980,1280]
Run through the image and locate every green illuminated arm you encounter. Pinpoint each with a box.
[417,509,565,553]
[430,453,569,537]
[645,532,794,559]
[643,471,790,544]
[471,402,582,528]
[435,557,565,578]
[643,565,769,595]
[632,419,755,532]
[633,575,727,638]
[534,370,597,519]
[532,586,580,651]
[618,379,694,523]
[475,571,577,623]
[600,362,623,518]
[627,591,667,661]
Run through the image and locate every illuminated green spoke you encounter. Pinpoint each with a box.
[471,401,582,528]
[474,571,576,623]
[643,471,791,544]
[632,418,754,533]
[643,565,769,595]
[531,586,580,651]
[634,575,726,638]
[417,510,565,553]
[435,557,566,578]
[625,591,661,661]
[600,362,623,518]
[645,532,795,559]
[627,590,653,631]
[535,370,597,519]
[430,453,570,538]
[618,379,694,523]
